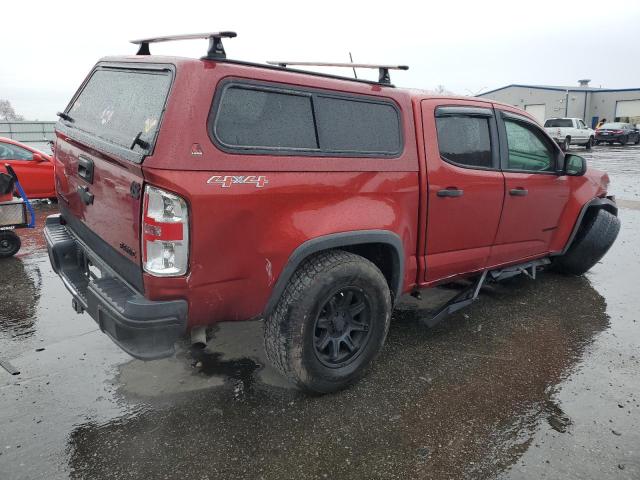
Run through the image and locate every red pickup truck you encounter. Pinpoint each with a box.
[45,33,619,393]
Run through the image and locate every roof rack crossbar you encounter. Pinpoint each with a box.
[266,61,409,84]
[130,31,237,59]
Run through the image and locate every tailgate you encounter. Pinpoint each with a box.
[54,63,173,291]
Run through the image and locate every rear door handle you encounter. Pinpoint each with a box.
[509,188,528,196]
[437,188,464,197]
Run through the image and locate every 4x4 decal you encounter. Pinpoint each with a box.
[207,175,269,188]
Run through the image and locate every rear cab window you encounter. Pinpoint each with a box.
[210,80,402,157]
[59,64,174,162]
[544,119,573,128]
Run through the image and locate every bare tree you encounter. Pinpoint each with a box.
[434,85,455,95]
[0,100,24,121]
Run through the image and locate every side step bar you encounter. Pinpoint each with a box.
[422,258,551,328]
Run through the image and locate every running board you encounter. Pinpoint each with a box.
[421,258,551,328]
[489,258,550,282]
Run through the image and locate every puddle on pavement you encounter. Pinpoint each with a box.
[116,321,292,402]
[0,257,41,342]
[66,272,611,480]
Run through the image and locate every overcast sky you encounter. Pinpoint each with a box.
[2,0,639,120]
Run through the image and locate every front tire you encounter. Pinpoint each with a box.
[619,135,628,146]
[585,136,594,150]
[553,209,620,275]
[0,230,21,258]
[264,250,392,393]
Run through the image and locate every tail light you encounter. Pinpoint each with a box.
[142,185,189,276]
[613,130,623,134]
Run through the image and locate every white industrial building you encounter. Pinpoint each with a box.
[478,80,640,127]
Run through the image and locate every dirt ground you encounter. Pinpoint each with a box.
[1,144,639,480]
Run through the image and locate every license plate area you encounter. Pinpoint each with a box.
[80,251,105,282]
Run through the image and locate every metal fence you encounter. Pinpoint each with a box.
[0,122,56,144]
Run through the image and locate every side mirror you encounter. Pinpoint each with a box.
[32,153,45,162]
[564,153,587,176]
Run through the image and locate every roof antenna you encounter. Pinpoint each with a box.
[348,52,358,79]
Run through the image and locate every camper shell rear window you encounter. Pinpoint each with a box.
[57,64,173,163]
[209,80,403,157]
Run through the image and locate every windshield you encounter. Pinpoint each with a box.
[544,119,573,127]
[65,67,172,155]
[600,123,625,129]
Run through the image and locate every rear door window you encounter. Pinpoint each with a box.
[435,114,494,168]
[66,67,172,154]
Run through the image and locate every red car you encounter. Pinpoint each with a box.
[45,32,620,393]
[0,137,55,199]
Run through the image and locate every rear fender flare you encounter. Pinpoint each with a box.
[264,230,404,317]
[557,197,618,256]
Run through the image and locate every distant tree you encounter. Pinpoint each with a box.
[434,85,455,95]
[0,100,24,121]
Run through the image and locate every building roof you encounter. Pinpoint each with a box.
[478,83,640,96]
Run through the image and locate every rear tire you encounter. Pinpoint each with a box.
[595,140,601,145]
[562,136,571,151]
[634,135,640,145]
[0,231,21,258]
[264,250,392,393]
[553,209,620,275]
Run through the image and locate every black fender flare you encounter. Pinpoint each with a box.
[264,230,404,317]
[557,196,618,256]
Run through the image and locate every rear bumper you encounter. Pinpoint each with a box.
[595,134,622,141]
[44,214,187,360]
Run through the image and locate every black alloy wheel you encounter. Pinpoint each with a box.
[313,288,371,368]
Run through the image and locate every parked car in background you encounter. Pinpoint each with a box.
[595,122,640,145]
[543,118,595,150]
[0,137,55,199]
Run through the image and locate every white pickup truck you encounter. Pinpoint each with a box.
[543,118,595,150]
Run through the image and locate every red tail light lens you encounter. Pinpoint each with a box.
[142,185,189,276]
[613,130,623,134]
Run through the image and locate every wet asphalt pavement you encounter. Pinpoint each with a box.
[1,145,639,480]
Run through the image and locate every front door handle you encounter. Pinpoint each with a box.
[437,188,464,197]
[509,188,528,196]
